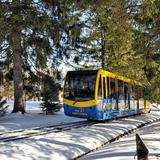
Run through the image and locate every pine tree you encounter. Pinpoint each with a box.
[0,1,71,113]
[78,0,137,73]
[132,0,160,101]
[0,1,46,113]
[41,72,61,114]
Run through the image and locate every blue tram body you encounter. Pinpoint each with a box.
[63,69,151,121]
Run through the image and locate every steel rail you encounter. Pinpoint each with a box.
[0,113,143,143]
[0,120,95,143]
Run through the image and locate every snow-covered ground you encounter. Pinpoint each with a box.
[80,116,160,160]
[0,101,83,132]
[0,101,160,160]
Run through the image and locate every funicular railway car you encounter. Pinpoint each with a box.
[63,69,151,120]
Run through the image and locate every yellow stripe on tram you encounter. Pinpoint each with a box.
[63,98,97,107]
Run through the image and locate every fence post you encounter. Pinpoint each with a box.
[136,134,149,160]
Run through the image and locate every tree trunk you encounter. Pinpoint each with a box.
[101,42,105,69]
[100,26,106,69]
[0,70,3,97]
[10,31,25,114]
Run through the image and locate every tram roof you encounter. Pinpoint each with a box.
[67,69,98,75]
[99,69,142,86]
[67,69,142,86]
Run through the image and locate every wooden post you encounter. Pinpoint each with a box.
[136,134,149,160]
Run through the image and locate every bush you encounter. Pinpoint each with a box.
[0,96,9,116]
[41,75,61,114]
[41,102,61,114]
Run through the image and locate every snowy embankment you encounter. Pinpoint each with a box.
[0,102,160,160]
[81,107,160,160]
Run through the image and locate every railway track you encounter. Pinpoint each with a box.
[0,113,144,143]
[0,120,96,143]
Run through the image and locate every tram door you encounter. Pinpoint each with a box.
[97,75,108,112]
[139,87,145,111]
[118,80,125,111]
[102,76,107,111]
[135,86,140,111]
[124,83,130,110]
[110,78,117,110]
[130,85,136,110]
[97,75,103,111]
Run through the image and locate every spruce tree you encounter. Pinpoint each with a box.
[0,1,57,113]
[0,1,90,113]
[132,0,160,101]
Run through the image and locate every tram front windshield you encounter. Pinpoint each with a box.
[64,72,96,101]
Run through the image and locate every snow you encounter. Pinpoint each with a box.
[80,106,160,160]
[0,101,84,132]
[80,120,160,160]
[0,101,160,160]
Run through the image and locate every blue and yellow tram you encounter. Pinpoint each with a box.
[63,68,151,120]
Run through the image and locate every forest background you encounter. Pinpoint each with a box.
[0,0,159,113]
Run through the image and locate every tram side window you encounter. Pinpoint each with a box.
[98,75,102,99]
[143,88,146,99]
[139,87,143,99]
[103,77,106,98]
[130,86,135,99]
[118,80,124,100]
[135,86,139,101]
[107,77,110,97]
[124,83,128,104]
[143,88,149,100]
[141,87,146,99]
[127,85,131,108]
[144,88,150,101]
[110,78,115,99]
